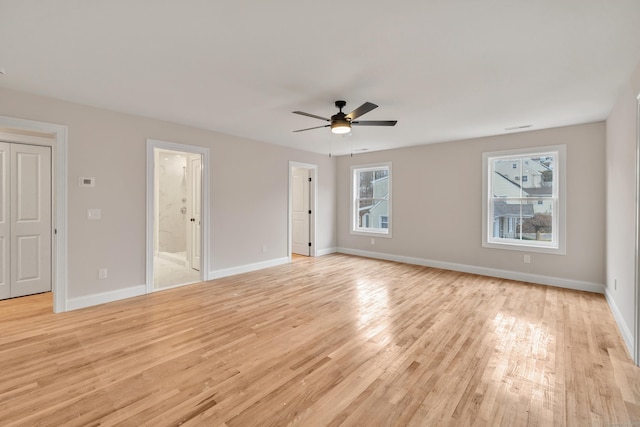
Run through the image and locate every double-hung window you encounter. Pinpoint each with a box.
[351,163,392,236]
[482,145,565,254]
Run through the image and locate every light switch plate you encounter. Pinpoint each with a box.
[79,177,95,187]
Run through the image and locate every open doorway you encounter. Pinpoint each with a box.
[289,161,317,258]
[0,116,67,313]
[153,149,201,288]
[146,140,209,292]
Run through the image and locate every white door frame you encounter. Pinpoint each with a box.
[146,139,210,293]
[288,161,317,258]
[0,115,68,313]
[635,92,640,366]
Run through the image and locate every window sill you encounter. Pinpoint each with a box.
[351,229,392,238]
[482,240,565,255]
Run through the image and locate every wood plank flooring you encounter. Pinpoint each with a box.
[0,254,639,426]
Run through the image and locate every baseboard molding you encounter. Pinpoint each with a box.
[316,247,338,256]
[604,288,635,359]
[208,256,290,280]
[66,285,146,311]
[336,247,605,294]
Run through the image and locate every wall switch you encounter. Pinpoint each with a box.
[79,177,95,187]
[523,255,531,264]
[98,268,107,279]
[371,238,375,245]
[87,208,101,220]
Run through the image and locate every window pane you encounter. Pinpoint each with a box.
[357,199,388,230]
[492,200,553,242]
[358,171,374,199]
[492,159,521,197]
[521,200,553,242]
[520,155,554,198]
[492,155,555,198]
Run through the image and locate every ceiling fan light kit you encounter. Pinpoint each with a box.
[331,118,351,134]
[293,100,397,134]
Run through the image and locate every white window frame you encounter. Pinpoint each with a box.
[482,145,566,255]
[351,162,392,237]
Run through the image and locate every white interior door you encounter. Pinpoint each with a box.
[292,167,310,256]
[8,143,51,298]
[188,154,201,271]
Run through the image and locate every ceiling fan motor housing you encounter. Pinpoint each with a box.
[331,100,350,132]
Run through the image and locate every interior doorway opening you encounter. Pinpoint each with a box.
[0,117,67,313]
[289,161,317,258]
[153,149,202,288]
[146,140,209,293]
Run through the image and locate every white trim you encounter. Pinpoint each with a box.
[482,145,566,255]
[635,91,640,366]
[288,161,318,257]
[0,115,68,313]
[146,139,210,293]
[209,256,290,280]
[317,247,338,256]
[350,162,392,238]
[66,285,146,311]
[336,247,604,294]
[606,288,635,359]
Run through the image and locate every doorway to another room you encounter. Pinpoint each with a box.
[289,161,317,258]
[0,140,52,301]
[147,140,209,291]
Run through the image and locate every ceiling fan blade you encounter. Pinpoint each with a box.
[292,111,330,121]
[345,102,378,120]
[352,120,398,126]
[292,124,331,132]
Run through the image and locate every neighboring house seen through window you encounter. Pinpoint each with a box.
[482,146,566,254]
[351,163,391,236]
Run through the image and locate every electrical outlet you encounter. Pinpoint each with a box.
[262,244,267,254]
[98,268,107,279]
[523,255,531,264]
[371,238,375,245]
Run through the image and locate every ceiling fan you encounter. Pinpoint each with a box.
[292,100,397,134]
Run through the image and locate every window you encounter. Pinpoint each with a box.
[351,163,391,236]
[482,145,566,254]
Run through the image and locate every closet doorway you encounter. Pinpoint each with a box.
[0,141,51,300]
[288,161,317,258]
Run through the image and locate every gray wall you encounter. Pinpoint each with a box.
[606,60,640,350]
[0,87,337,300]
[337,122,606,286]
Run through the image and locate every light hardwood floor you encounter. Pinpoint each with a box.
[1,254,639,426]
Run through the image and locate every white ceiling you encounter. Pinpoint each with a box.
[1,1,639,156]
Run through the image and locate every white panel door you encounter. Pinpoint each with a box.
[292,168,310,256]
[0,143,10,300]
[188,154,201,271]
[10,144,51,298]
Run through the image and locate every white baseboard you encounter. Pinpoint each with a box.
[208,256,290,280]
[66,285,146,311]
[316,247,338,256]
[604,288,635,359]
[336,247,605,294]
